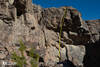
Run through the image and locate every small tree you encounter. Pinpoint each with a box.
[11,40,40,67]
[19,40,26,56]
[29,48,40,67]
[11,52,26,67]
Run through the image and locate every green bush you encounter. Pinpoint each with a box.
[19,40,26,56]
[11,40,39,67]
[29,48,40,67]
[11,52,26,67]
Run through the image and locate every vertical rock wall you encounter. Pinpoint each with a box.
[0,0,100,67]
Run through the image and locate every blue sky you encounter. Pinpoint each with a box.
[32,0,100,20]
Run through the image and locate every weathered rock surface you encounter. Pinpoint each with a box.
[0,0,100,67]
[86,20,100,43]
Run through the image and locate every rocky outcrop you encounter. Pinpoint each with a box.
[86,20,100,43]
[0,0,100,67]
[83,20,100,67]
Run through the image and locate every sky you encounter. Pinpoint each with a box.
[32,0,100,20]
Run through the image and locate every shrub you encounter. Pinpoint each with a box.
[11,40,39,67]
[29,48,40,67]
[11,52,26,67]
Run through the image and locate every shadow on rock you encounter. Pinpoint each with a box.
[57,60,76,67]
[83,39,100,67]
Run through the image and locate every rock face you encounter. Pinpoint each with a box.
[83,20,100,67]
[86,20,100,43]
[0,0,100,67]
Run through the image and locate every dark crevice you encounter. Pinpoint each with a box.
[83,39,100,67]
[39,57,44,62]
[31,27,35,30]
[13,0,26,16]
[57,60,76,67]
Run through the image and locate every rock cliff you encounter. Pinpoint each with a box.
[0,0,100,67]
[84,20,100,67]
